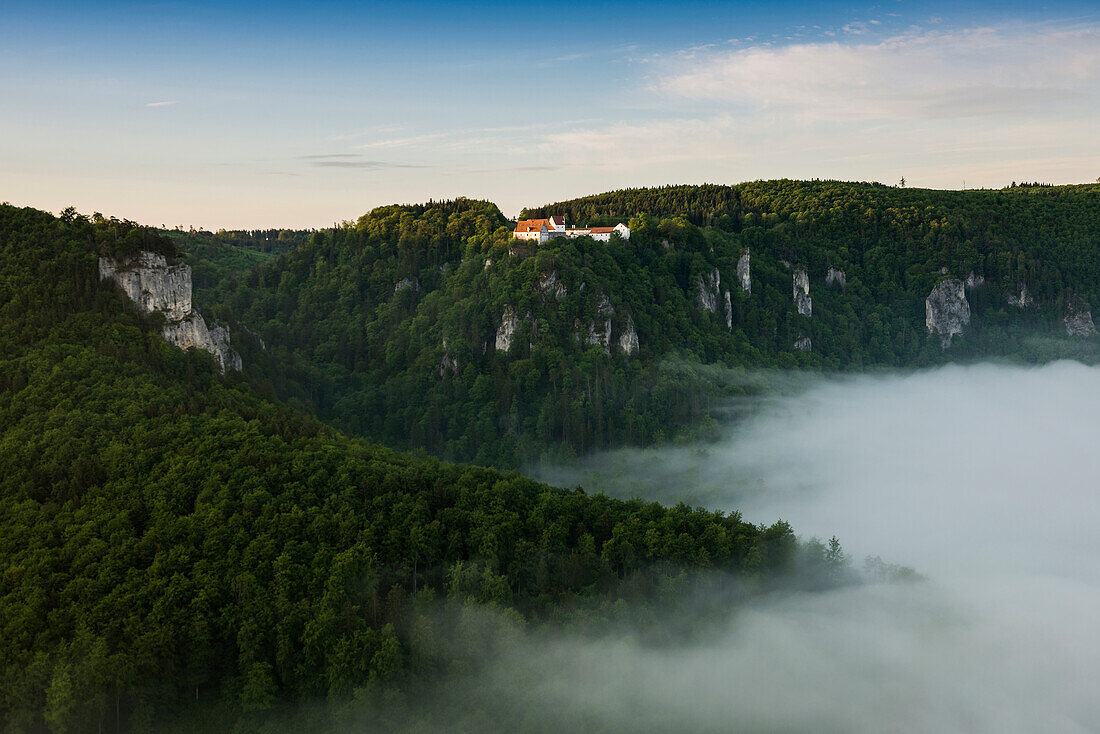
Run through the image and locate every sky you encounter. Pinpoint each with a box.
[1,0,1098,229]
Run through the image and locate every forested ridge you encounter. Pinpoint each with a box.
[0,204,816,732]
[201,181,1100,467]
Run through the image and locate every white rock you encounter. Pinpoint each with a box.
[495,306,520,352]
[100,250,242,372]
[697,268,721,313]
[825,267,846,289]
[99,251,192,321]
[1065,300,1096,337]
[539,270,567,300]
[618,317,638,356]
[1007,283,1033,308]
[793,269,812,317]
[925,279,970,348]
[737,250,751,293]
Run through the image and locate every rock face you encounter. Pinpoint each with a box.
[794,336,812,352]
[586,294,614,354]
[394,277,420,294]
[793,269,812,317]
[100,251,241,372]
[696,268,721,313]
[723,290,733,330]
[1065,300,1096,337]
[539,270,567,301]
[925,279,970,347]
[736,250,751,293]
[965,271,985,290]
[1007,283,1033,308]
[825,267,846,290]
[618,316,639,357]
[495,306,520,352]
[98,251,191,321]
[439,337,459,376]
[161,314,242,373]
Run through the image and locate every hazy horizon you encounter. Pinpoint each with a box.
[3,0,1098,229]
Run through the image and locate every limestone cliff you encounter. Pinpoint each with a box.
[793,269,812,317]
[618,316,639,357]
[925,279,970,347]
[736,250,751,293]
[794,336,812,352]
[1006,283,1033,308]
[98,251,192,321]
[586,294,614,354]
[1065,299,1096,337]
[495,306,520,352]
[99,251,241,372]
[825,267,846,290]
[696,268,721,313]
[539,270,567,301]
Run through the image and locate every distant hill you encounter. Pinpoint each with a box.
[0,203,805,730]
[203,182,1100,467]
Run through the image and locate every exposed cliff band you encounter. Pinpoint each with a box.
[793,269,812,317]
[925,279,970,348]
[99,251,242,372]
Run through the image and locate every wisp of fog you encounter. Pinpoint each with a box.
[350,362,1100,733]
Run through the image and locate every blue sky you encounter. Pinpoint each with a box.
[2,0,1098,228]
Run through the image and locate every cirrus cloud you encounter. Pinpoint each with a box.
[655,23,1100,120]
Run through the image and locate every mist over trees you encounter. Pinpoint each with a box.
[197,182,1100,468]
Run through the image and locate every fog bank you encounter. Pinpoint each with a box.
[350,362,1100,732]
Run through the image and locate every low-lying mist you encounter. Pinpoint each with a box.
[303,362,1100,732]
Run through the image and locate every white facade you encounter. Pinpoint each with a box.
[514,217,629,243]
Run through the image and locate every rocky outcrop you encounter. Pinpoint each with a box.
[539,270,567,301]
[736,250,751,293]
[99,251,241,372]
[495,306,520,352]
[794,336,812,352]
[394,276,420,294]
[1007,283,1033,308]
[1065,300,1096,337]
[618,317,639,357]
[696,268,721,313]
[925,279,970,347]
[586,294,614,354]
[825,267,846,290]
[98,251,191,321]
[793,269,812,317]
[965,271,985,290]
[723,290,733,330]
[161,313,242,373]
[440,337,459,376]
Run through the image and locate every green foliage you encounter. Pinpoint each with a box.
[205,183,1100,468]
[0,203,811,730]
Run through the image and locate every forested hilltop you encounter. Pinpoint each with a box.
[0,203,816,732]
[202,181,1100,467]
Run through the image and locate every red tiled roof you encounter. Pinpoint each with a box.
[515,219,549,233]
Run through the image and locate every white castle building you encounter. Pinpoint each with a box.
[514,215,630,243]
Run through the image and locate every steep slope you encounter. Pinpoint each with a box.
[0,204,806,731]
[207,184,1100,467]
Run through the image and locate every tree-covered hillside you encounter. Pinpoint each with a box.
[0,204,810,732]
[206,182,1100,467]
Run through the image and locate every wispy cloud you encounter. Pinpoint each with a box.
[144,100,177,107]
[298,154,428,170]
[654,22,1100,121]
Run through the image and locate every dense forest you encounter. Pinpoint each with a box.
[0,204,826,732]
[201,182,1100,467]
